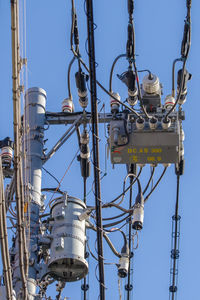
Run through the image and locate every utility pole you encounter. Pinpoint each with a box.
[12,88,46,299]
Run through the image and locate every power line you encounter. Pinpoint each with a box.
[86,1,105,299]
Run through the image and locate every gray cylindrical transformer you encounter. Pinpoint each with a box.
[48,195,88,282]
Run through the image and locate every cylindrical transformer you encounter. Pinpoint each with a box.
[62,98,74,113]
[48,195,88,282]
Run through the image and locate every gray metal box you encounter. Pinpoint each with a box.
[109,117,180,165]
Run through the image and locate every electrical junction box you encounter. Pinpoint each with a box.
[109,113,181,165]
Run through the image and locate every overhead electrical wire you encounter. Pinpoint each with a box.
[109,54,126,93]
[85,0,105,299]
[2,0,191,298]
[143,166,155,195]
[70,0,140,118]
[165,0,191,118]
[110,166,143,205]
[144,166,168,203]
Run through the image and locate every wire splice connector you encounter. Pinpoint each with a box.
[79,130,90,178]
[75,70,89,108]
[177,69,192,105]
[132,191,144,230]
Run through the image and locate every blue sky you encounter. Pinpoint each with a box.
[0,0,199,299]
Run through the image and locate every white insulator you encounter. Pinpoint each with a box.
[164,95,175,110]
[137,163,146,167]
[149,117,158,130]
[162,163,171,167]
[142,74,160,94]
[1,146,13,165]
[127,89,138,106]
[180,145,184,157]
[180,128,185,141]
[62,98,74,113]
[136,117,145,130]
[79,95,88,108]
[110,92,120,112]
[78,90,87,98]
[161,118,171,130]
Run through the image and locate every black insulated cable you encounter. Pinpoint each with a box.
[144,167,168,203]
[128,0,134,15]
[126,24,134,59]
[72,55,141,116]
[86,1,105,299]
[67,57,76,99]
[110,166,143,205]
[143,167,155,195]
[74,13,79,47]
[181,21,190,58]
[109,54,126,93]
[166,0,191,117]
[187,0,192,8]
